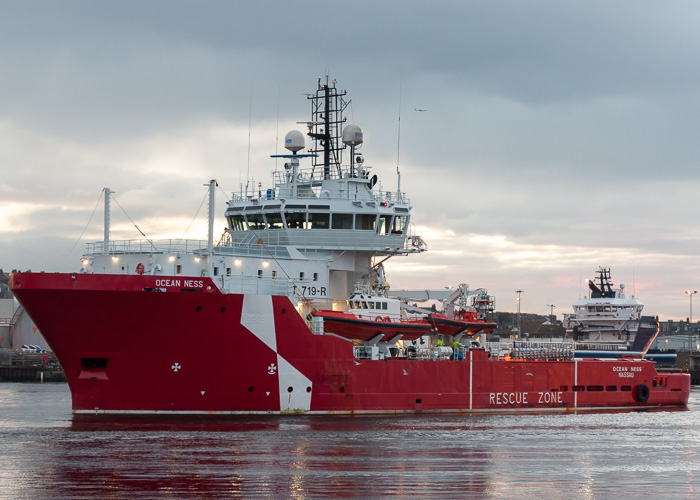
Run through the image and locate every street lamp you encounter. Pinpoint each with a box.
[685,290,697,350]
[685,290,697,323]
[547,304,556,324]
[515,290,523,339]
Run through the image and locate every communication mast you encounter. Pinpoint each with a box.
[304,76,349,179]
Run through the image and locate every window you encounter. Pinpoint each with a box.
[391,215,407,235]
[378,214,393,235]
[272,270,277,279]
[258,270,263,279]
[332,213,353,229]
[308,213,329,229]
[267,212,284,230]
[213,267,219,276]
[226,268,231,276]
[356,214,376,230]
[299,272,305,280]
[285,212,306,229]
[228,214,248,232]
[246,213,266,230]
[313,272,318,282]
[176,265,182,275]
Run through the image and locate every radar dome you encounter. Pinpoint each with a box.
[342,124,363,146]
[284,130,305,153]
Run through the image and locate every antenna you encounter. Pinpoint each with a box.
[246,83,252,197]
[274,85,280,168]
[396,67,403,200]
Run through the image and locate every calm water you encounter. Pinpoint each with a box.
[1,383,699,499]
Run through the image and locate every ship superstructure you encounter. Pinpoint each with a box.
[564,267,659,357]
[79,77,425,315]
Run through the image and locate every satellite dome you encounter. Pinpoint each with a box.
[342,124,363,146]
[284,130,305,153]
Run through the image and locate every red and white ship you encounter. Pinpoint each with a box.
[10,78,689,414]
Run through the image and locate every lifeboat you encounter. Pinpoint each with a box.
[310,310,432,342]
[426,310,497,337]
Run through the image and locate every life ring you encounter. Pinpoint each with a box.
[135,263,145,275]
[385,316,391,322]
[635,384,650,403]
[375,316,384,322]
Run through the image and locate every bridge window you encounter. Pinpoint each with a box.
[332,213,353,229]
[267,212,284,230]
[247,213,266,230]
[356,214,376,230]
[378,215,392,235]
[228,214,248,232]
[392,216,407,235]
[308,213,329,229]
[285,212,305,229]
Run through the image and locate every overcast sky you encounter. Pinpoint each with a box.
[2,1,700,321]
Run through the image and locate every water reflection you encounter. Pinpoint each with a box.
[1,384,700,498]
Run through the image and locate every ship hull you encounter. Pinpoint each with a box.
[10,272,690,414]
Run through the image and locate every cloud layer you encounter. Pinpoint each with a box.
[3,1,700,320]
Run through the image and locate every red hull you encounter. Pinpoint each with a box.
[10,272,690,414]
[311,310,432,341]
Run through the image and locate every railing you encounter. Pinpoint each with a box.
[230,165,410,205]
[351,344,473,361]
[86,239,207,255]
[225,230,420,253]
[484,341,575,361]
[573,342,631,351]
